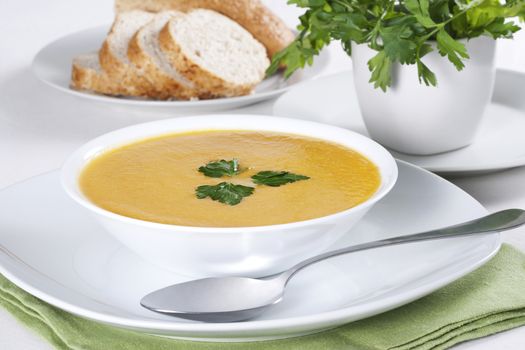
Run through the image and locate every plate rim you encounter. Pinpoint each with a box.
[273,68,525,174]
[0,161,501,337]
[31,25,330,107]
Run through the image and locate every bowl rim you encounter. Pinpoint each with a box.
[61,114,398,233]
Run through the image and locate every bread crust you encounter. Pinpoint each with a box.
[114,0,295,58]
[159,21,254,97]
[98,13,157,97]
[70,59,124,95]
[127,24,211,100]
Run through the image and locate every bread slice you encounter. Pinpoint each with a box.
[114,0,295,58]
[159,9,270,97]
[128,11,208,100]
[71,53,123,95]
[99,10,156,96]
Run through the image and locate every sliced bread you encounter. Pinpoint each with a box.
[71,53,123,95]
[159,9,270,97]
[99,10,156,96]
[114,0,295,58]
[127,11,208,100]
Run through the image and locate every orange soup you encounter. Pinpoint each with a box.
[79,130,380,227]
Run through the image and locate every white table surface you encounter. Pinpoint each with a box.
[1,1,525,349]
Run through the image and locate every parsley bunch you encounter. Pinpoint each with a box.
[268,0,525,91]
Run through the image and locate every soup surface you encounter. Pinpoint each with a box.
[80,130,381,227]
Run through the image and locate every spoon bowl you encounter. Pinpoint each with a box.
[141,277,286,322]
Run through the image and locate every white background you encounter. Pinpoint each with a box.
[1,0,525,349]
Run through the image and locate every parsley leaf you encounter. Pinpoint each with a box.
[198,159,240,178]
[368,51,393,92]
[484,18,521,39]
[380,22,419,64]
[195,182,254,206]
[417,59,437,86]
[251,171,310,187]
[416,43,437,86]
[405,0,437,28]
[267,41,318,78]
[436,28,469,70]
[429,0,452,23]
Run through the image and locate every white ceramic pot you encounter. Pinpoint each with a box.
[61,115,398,277]
[352,37,496,155]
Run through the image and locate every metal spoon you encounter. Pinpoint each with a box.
[141,209,525,322]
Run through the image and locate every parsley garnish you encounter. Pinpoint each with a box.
[198,159,240,178]
[196,182,254,206]
[251,171,310,187]
[195,160,310,205]
[267,0,525,91]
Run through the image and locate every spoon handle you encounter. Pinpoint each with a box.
[281,209,525,283]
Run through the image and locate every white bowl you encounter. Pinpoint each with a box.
[61,115,398,277]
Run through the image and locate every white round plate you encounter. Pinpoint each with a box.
[0,161,499,341]
[273,69,525,175]
[31,26,329,113]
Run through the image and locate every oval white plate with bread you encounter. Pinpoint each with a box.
[32,23,329,113]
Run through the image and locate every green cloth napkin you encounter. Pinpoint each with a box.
[2,243,525,350]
